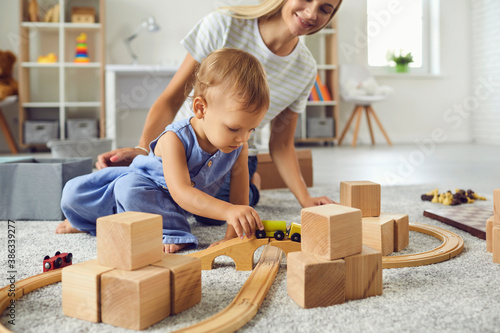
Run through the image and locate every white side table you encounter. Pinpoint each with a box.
[105,64,177,149]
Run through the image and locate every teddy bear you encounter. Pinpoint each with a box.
[0,50,19,101]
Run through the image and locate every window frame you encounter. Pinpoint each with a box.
[367,0,440,76]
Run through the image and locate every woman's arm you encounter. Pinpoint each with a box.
[95,54,199,169]
[269,108,334,207]
[157,133,260,239]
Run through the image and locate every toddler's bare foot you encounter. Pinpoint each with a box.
[162,243,188,253]
[251,172,261,190]
[55,219,84,234]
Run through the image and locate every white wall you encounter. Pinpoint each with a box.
[0,0,474,152]
[471,1,500,145]
[336,0,472,145]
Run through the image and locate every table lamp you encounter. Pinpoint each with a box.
[124,16,160,64]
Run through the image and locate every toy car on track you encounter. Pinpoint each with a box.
[255,220,302,242]
[43,251,73,272]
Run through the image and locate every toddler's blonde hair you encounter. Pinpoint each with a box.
[187,48,270,113]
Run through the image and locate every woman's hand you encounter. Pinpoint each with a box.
[301,195,337,208]
[95,147,148,169]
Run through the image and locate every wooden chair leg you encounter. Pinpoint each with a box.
[338,105,362,145]
[367,105,392,146]
[0,107,18,154]
[364,106,375,145]
[351,106,363,147]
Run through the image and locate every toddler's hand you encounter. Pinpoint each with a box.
[225,205,263,240]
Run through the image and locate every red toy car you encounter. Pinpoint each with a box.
[43,251,73,272]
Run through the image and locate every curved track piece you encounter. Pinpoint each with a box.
[382,223,464,268]
[0,270,62,333]
[174,245,283,333]
[187,237,269,271]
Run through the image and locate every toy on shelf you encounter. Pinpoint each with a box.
[37,52,57,63]
[0,50,19,101]
[71,7,96,24]
[43,251,73,272]
[28,0,39,22]
[421,188,487,206]
[43,4,60,23]
[74,33,90,63]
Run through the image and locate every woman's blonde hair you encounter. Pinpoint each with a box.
[186,48,270,113]
[220,0,343,31]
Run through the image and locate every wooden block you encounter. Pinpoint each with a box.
[151,254,201,314]
[493,225,500,264]
[62,259,114,322]
[362,215,395,256]
[382,213,409,251]
[487,215,494,253]
[287,251,345,309]
[495,189,500,225]
[301,204,362,260]
[101,266,170,330]
[257,150,312,190]
[97,212,163,271]
[344,245,383,301]
[340,181,381,217]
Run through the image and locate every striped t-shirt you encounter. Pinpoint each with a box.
[180,10,317,130]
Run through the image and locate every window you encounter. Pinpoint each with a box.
[367,0,440,74]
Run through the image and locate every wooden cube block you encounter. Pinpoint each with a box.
[301,204,362,260]
[344,245,383,301]
[287,251,345,308]
[493,225,500,264]
[97,212,163,271]
[101,266,170,330]
[340,181,381,217]
[151,254,201,314]
[362,215,395,256]
[382,213,409,252]
[494,189,500,224]
[62,259,114,322]
[486,215,494,253]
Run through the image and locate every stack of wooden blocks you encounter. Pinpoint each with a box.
[61,212,202,330]
[486,188,500,263]
[341,181,410,256]
[287,199,383,308]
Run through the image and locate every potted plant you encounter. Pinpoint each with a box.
[387,50,414,73]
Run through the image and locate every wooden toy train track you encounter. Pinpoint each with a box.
[0,223,463,332]
[382,223,464,268]
[173,245,282,333]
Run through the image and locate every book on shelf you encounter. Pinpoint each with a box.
[309,74,333,102]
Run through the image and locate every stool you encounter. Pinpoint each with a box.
[0,95,19,154]
[337,100,392,147]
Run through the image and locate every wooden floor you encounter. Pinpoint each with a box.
[309,143,500,193]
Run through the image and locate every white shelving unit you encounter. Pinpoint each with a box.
[18,0,105,149]
[296,20,340,144]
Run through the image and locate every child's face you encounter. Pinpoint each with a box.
[282,0,340,36]
[194,86,266,154]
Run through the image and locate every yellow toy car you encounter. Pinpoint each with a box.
[256,220,287,240]
[255,220,302,242]
[287,222,302,242]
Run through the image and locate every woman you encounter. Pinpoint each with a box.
[96,0,342,231]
